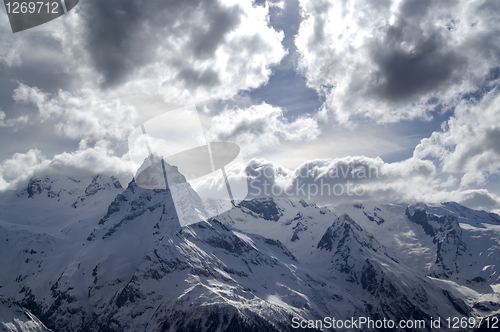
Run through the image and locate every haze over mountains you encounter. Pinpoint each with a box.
[0,167,499,331]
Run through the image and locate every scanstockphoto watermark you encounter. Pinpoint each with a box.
[250,179,367,200]
[248,164,381,200]
[249,163,381,180]
[291,316,428,330]
[294,164,381,180]
[291,316,498,330]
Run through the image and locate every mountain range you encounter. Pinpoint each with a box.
[0,168,499,331]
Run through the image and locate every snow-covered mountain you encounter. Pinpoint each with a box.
[0,297,52,332]
[0,168,499,331]
[328,203,500,295]
[219,199,500,319]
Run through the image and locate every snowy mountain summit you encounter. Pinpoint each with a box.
[0,171,499,331]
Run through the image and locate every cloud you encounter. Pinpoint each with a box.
[192,156,497,212]
[2,146,498,214]
[1,0,497,217]
[46,141,134,179]
[0,149,46,186]
[295,0,500,124]
[414,88,500,188]
[0,38,22,68]
[1,0,287,117]
[13,83,138,141]
[194,155,435,205]
[0,13,22,67]
[452,189,500,212]
[0,0,288,158]
[208,103,320,155]
[72,0,287,103]
[0,142,134,191]
[0,110,28,128]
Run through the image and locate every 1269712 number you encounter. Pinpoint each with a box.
[5,2,59,14]
[446,316,499,329]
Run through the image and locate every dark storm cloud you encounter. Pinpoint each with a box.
[371,28,465,102]
[81,0,241,87]
[189,5,241,59]
[486,129,500,154]
[399,0,432,19]
[175,67,221,89]
[82,0,156,86]
[296,0,500,123]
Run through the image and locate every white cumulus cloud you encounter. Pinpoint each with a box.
[414,88,500,188]
[208,103,320,155]
[196,156,500,212]
[0,110,28,129]
[13,83,138,141]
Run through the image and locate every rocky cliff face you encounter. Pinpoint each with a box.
[0,297,52,332]
[406,204,467,278]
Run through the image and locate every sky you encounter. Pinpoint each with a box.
[0,0,499,213]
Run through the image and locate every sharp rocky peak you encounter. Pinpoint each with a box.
[20,174,122,199]
[316,213,384,256]
[84,175,122,196]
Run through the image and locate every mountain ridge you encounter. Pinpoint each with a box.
[0,173,499,331]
